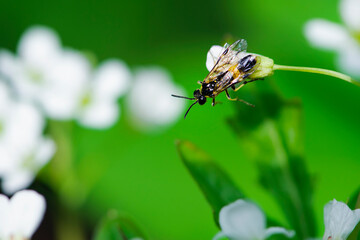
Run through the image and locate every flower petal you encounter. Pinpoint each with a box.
[0,194,10,239]
[212,231,227,240]
[40,88,81,120]
[336,45,360,77]
[93,59,131,100]
[304,19,352,51]
[206,45,225,71]
[264,227,295,239]
[0,80,12,117]
[78,100,119,129]
[40,49,91,119]
[2,102,44,154]
[0,50,19,79]
[33,137,56,166]
[9,190,46,238]
[128,68,184,129]
[219,199,266,240]
[323,199,360,240]
[2,170,34,195]
[18,26,61,70]
[340,0,360,31]
[46,49,90,94]
[0,146,19,176]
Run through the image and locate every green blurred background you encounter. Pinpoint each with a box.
[1,0,359,239]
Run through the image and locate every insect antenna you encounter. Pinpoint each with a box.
[171,94,195,100]
[184,101,198,119]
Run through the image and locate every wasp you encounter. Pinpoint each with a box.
[172,39,261,118]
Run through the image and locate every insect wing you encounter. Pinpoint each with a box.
[216,39,248,68]
[229,39,247,52]
[213,54,262,94]
[204,40,251,87]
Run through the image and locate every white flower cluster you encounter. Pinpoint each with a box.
[0,25,185,189]
[0,26,131,127]
[215,199,360,240]
[0,25,185,239]
[304,0,360,77]
[0,80,55,195]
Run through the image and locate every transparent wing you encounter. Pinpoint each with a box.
[204,40,250,84]
[229,39,247,52]
[215,39,248,68]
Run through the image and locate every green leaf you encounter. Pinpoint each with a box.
[348,187,360,240]
[93,210,145,240]
[176,140,244,226]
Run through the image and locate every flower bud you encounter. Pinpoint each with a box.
[248,54,275,80]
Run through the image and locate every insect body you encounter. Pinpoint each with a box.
[172,39,261,118]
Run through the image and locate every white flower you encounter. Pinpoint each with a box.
[127,67,184,130]
[77,59,131,129]
[304,0,360,77]
[0,26,91,120]
[0,190,46,240]
[214,199,295,240]
[323,199,360,240]
[0,137,56,195]
[0,81,55,194]
[206,45,227,71]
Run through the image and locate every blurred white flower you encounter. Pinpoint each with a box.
[214,199,295,240]
[0,26,91,120]
[323,199,360,240]
[0,81,55,194]
[127,67,184,130]
[0,190,46,240]
[0,26,131,128]
[304,0,360,77]
[0,137,56,195]
[77,59,131,129]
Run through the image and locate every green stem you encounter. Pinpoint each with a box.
[273,64,360,87]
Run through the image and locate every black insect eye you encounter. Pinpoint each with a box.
[209,82,215,88]
[193,89,201,98]
[198,95,206,105]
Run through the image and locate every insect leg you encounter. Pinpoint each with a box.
[212,98,222,106]
[225,89,255,107]
[233,78,259,92]
[234,83,246,92]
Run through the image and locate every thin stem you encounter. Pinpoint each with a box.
[273,64,360,87]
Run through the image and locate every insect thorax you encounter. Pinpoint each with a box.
[201,81,216,97]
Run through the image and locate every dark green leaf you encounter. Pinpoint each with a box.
[93,210,145,240]
[176,140,244,226]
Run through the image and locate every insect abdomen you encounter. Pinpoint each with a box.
[238,55,257,72]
